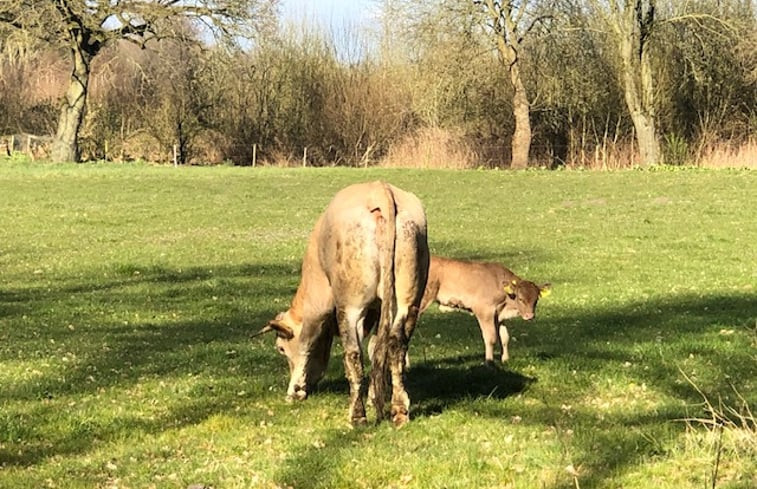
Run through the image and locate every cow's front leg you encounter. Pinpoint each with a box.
[476,310,498,365]
[337,308,367,425]
[498,324,510,363]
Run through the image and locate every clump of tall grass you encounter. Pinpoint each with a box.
[561,140,637,169]
[679,368,756,489]
[380,127,477,169]
[694,139,757,169]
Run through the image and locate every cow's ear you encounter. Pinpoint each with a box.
[539,283,552,298]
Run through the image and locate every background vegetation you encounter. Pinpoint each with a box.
[1,162,755,488]
[1,1,755,168]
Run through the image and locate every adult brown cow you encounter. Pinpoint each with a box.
[258,181,429,426]
[420,256,550,364]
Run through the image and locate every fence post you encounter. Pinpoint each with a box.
[173,144,178,167]
[252,143,257,167]
[120,118,126,162]
[303,147,308,167]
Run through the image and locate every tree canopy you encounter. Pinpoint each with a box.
[1,1,754,167]
[0,0,278,162]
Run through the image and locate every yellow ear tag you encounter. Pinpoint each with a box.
[540,287,552,298]
[503,284,514,294]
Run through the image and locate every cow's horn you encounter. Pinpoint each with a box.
[252,324,275,338]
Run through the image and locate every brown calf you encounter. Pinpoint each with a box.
[420,256,550,363]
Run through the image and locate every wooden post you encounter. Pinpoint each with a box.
[252,143,257,167]
[120,117,125,162]
[9,135,14,156]
[303,147,307,167]
[173,144,178,167]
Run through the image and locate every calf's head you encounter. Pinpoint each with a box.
[257,311,335,401]
[500,279,551,321]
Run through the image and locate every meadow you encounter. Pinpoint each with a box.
[0,161,755,488]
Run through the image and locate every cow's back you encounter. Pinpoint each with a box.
[318,181,388,309]
[316,181,427,310]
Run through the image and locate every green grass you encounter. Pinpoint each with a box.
[1,160,755,488]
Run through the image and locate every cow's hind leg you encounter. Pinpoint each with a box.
[498,324,510,363]
[337,307,367,426]
[388,305,419,427]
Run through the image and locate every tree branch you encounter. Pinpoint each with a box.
[662,13,739,38]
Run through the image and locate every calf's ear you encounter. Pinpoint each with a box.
[503,279,518,295]
[539,283,552,298]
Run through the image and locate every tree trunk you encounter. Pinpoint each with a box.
[616,2,661,167]
[496,34,532,169]
[620,56,661,166]
[484,0,534,169]
[50,41,91,163]
[637,23,660,166]
[630,110,659,165]
[509,62,532,169]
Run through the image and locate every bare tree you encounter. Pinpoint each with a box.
[580,0,661,166]
[580,1,749,166]
[476,1,553,169]
[0,0,277,163]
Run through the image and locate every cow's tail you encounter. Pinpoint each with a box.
[369,182,397,421]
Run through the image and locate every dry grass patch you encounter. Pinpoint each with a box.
[380,127,477,169]
[695,139,757,169]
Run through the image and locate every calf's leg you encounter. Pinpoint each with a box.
[498,324,510,362]
[475,310,498,365]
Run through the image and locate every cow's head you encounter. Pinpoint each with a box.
[257,310,335,401]
[500,279,551,321]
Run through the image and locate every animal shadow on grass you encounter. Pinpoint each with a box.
[407,360,535,417]
[279,362,533,488]
[0,262,296,467]
[316,307,536,419]
[316,355,534,419]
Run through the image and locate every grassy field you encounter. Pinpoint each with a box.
[0,160,755,488]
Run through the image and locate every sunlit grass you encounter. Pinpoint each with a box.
[0,160,755,488]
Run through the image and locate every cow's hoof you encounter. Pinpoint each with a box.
[391,403,409,427]
[349,401,367,426]
[392,411,409,428]
[286,390,307,402]
[351,416,368,427]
